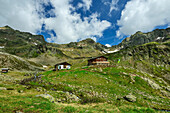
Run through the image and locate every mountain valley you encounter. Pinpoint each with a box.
[0,26,169,113]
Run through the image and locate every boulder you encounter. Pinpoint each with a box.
[18,90,24,93]
[0,87,7,90]
[36,94,55,103]
[124,94,136,102]
[144,78,162,90]
[65,92,80,102]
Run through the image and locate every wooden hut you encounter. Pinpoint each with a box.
[54,62,71,71]
[88,56,110,66]
[1,68,9,73]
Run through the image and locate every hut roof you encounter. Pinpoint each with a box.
[55,62,72,66]
[1,68,9,70]
[88,56,108,61]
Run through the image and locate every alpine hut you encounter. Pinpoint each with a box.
[88,56,109,66]
[54,62,71,71]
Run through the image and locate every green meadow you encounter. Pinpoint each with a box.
[0,66,169,113]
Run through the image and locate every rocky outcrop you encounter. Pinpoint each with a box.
[0,26,46,47]
[0,87,7,90]
[36,94,55,103]
[107,42,170,82]
[124,94,136,102]
[115,27,170,49]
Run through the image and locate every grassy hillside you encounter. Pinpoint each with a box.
[47,38,106,58]
[0,26,106,66]
[0,66,169,112]
[106,42,170,83]
[0,52,43,71]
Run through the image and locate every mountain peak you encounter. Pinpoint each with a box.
[0,25,12,30]
[4,25,12,29]
[116,27,170,48]
[79,38,95,44]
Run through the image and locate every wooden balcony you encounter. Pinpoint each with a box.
[91,61,110,65]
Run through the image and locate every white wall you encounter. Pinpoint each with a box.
[58,65,71,70]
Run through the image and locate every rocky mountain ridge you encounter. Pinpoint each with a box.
[114,27,170,49]
[0,26,107,59]
[0,26,46,47]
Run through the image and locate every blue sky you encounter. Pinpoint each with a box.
[0,0,170,46]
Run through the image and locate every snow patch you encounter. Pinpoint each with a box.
[107,49,119,53]
[43,65,47,68]
[103,49,120,54]
[33,42,37,45]
[156,37,164,40]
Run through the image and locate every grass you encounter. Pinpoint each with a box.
[0,67,169,112]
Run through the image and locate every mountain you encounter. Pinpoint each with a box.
[0,26,46,47]
[0,26,48,58]
[107,28,170,83]
[0,26,107,66]
[29,39,107,66]
[106,41,170,83]
[0,26,170,112]
[0,52,43,71]
[47,38,107,58]
[114,27,170,49]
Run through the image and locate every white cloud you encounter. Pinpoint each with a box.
[117,0,170,37]
[109,0,119,15]
[44,1,111,44]
[0,0,43,34]
[0,0,111,44]
[102,0,119,16]
[78,0,92,11]
[105,44,111,47]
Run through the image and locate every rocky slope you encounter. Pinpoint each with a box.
[0,26,46,47]
[47,38,107,58]
[0,52,43,71]
[106,41,170,83]
[0,26,107,65]
[114,27,170,49]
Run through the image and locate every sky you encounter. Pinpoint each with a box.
[0,0,170,47]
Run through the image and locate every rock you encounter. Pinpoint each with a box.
[15,111,23,113]
[161,90,170,97]
[99,68,103,72]
[36,94,55,103]
[65,92,80,102]
[90,86,93,89]
[36,87,45,92]
[0,87,7,90]
[71,94,80,102]
[56,98,62,102]
[18,90,24,93]
[124,94,136,102]
[144,78,162,90]
[162,86,170,92]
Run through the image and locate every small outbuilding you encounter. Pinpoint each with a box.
[1,68,9,73]
[54,62,71,71]
[88,56,110,66]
